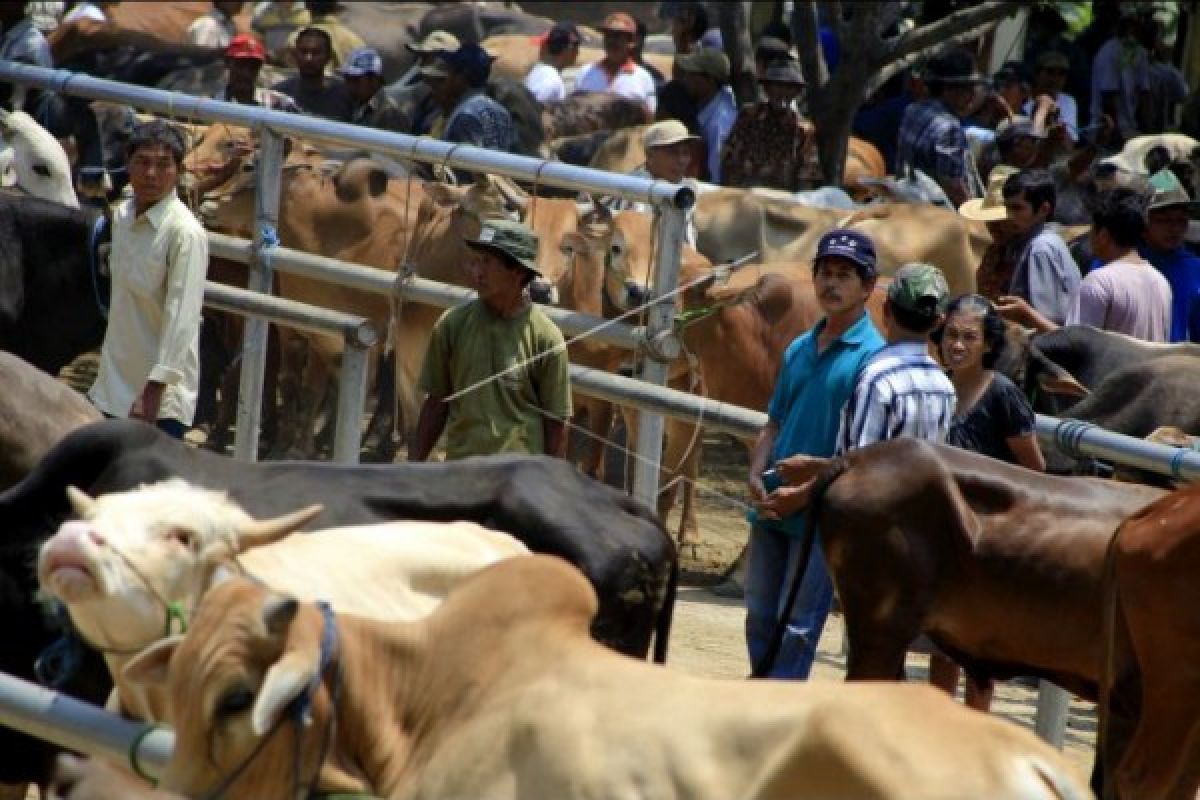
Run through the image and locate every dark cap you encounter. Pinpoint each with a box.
[423,42,495,87]
[465,219,542,275]
[815,229,877,274]
[926,49,984,85]
[542,21,581,53]
[888,262,949,315]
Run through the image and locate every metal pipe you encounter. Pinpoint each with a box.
[333,342,371,464]
[0,62,694,210]
[1034,681,1070,748]
[233,128,285,462]
[631,206,688,508]
[1035,415,1200,482]
[204,283,377,347]
[0,670,173,776]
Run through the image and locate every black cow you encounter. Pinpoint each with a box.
[0,419,677,787]
[0,193,109,375]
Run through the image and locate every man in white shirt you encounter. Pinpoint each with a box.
[1027,50,1078,142]
[674,47,737,183]
[1091,14,1152,141]
[89,121,208,438]
[185,1,242,49]
[523,22,580,106]
[575,12,656,115]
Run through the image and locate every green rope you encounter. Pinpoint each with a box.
[165,601,188,636]
[674,305,720,331]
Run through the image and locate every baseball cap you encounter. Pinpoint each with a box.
[540,21,581,52]
[888,262,950,316]
[760,60,805,85]
[1148,168,1200,212]
[338,46,383,77]
[225,33,267,62]
[465,219,542,275]
[407,30,460,55]
[600,12,637,35]
[421,42,495,86]
[642,119,699,150]
[815,229,877,275]
[674,47,730,83]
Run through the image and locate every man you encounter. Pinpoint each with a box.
[214,34,298,110]
[1027,50,1078,142]
[996,169,1081,326]
[88,120,207,439]
[420,43,515,153]
[252,0,310,60]
[0,1,52,111]
[576,12,656,115]
[272,26,353,121]
[834,263,956,453]
[959,165,1020,301]
[1141,169,1200,342]
[339,46,406,131]
[753,36,791,78]
[721,59,817,191]
[674,47,736,184]
[410,219,572,461]
[896,49,982,207]
[745,229,886,680]
[1001,188,1172,342]
[523,21,580,106]
[184,1,242,49]
[1091,12,1152,142]
[605,119,699,245]
[384,30,459,135]
[285,0,363,68]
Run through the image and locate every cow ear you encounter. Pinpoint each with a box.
[235,504,323,553]
[122,635,184,688]
[66,486,96,518]
[252,650,317,736]
[560,231,588,256]
[262,594,299,636]
[1037,371,1090,398]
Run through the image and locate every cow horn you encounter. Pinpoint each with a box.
[575,198,594,217]
[66,486,97,518]
[492,174,529,212]
[235,504,324,552]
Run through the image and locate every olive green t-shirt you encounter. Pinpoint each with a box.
[418,299,573,460]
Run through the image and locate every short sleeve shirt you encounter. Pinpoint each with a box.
[946,373,1035,463]
[272,74,355,122]
[1066,253,1172,342]
[575,59,657,114]
[418,299,572,460]
[524,62,565,105]
[1008,225,1082,326]
[896,97,968,184]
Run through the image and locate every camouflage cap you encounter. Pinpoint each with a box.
[888,262,949,316]
[465,219,542,275]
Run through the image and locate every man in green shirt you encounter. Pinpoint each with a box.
[409,219,572,461]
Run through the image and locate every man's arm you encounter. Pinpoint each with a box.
[995,295,1059,334]
[408,394,449,462]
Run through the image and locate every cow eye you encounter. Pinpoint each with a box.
[216,686,254,719]
[168,529,195,549]
[32,163,50,177]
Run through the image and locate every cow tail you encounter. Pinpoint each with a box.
[750,458,850,679]
[651,553,679,664]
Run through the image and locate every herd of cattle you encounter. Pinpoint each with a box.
[0,5,1200,796]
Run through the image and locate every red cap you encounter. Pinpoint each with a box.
[600,12,637,35]
[225,34,267,62]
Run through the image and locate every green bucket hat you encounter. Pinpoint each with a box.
[465,219,542,275]
[888,262,949,316]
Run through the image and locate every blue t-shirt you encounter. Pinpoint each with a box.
[1141,244,1200,342]
[751,312,885,536]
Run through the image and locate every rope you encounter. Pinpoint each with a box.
[128,724,162,785]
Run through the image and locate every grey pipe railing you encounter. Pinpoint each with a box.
[1035,414,1200,482]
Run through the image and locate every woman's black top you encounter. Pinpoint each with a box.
[946,372,1036,464]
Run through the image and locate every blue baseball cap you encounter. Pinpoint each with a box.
[815,228,877,274]
[339,47,383,77]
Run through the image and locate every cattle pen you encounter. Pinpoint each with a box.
[4,57,1200,780]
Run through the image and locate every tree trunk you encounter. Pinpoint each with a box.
[716,1,759,107]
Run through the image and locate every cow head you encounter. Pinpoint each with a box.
[125,579,352,800]
[994,323,1090,412]
[0,109,79,209]
[37,481,321,654]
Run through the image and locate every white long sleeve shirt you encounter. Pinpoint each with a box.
[89,191,208,424]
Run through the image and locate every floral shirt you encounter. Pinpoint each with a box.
[720,102,817,191]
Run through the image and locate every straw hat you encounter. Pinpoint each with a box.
[958,165,1018,222]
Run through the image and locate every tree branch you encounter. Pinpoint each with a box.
[867,14,1013,95]
[880,1,1019,67]
[792,0,826,89]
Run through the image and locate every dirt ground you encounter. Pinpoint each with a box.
[663,433,1098,778]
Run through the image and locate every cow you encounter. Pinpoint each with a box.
[0,417,674,788]
[770,437,1163,795]
[122,557,1090,800]
[1106,481,1200,800]
[38,479,529,721]
[0,109,78,208]
[541,91,653,141]
[0,352,100,491]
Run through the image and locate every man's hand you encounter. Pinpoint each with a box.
[130,381,165,424]
[995,295,1036,325]
[756,484,814,521]
[776,453,829,486]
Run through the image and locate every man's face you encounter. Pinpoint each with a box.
[345,73,380,106]
[603,31,634,65]
[1036,65,1067,94]
[1007,135,1039,168]
[293,34,331,78]
[425,70,466,108]
[128,142,178,209]
[813,256,873,317]
[644,141,692,183]
[225,57,262,95]
[997,81,1027,113]
[469,249,526,306]
[763,81,802,109]
[1145,206,1191,251]
[1003,190,1046,235]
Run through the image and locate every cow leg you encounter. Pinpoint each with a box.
[362,350,397,462]
[269,330,309,459]
[659,416,703,544]
[1116,673,1197,799]
[576,398,614,481]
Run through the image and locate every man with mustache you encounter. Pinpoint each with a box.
[745,229,885,679]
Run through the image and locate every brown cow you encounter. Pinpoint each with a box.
[125,557,1091,800]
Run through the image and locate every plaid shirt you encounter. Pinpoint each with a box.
[896,98,968,183]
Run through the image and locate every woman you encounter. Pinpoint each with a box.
[928,294,1046,710]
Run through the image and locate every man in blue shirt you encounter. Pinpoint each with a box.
[1141,168,1200,342]
[745,229,886,680]
[674,47,737,183]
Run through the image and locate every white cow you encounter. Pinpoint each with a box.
[0,108,78,208]
[37,480,529,721]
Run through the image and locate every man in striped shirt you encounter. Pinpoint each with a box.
[837,262,957,453]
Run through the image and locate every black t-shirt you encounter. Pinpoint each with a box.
[946,372,1036,464]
